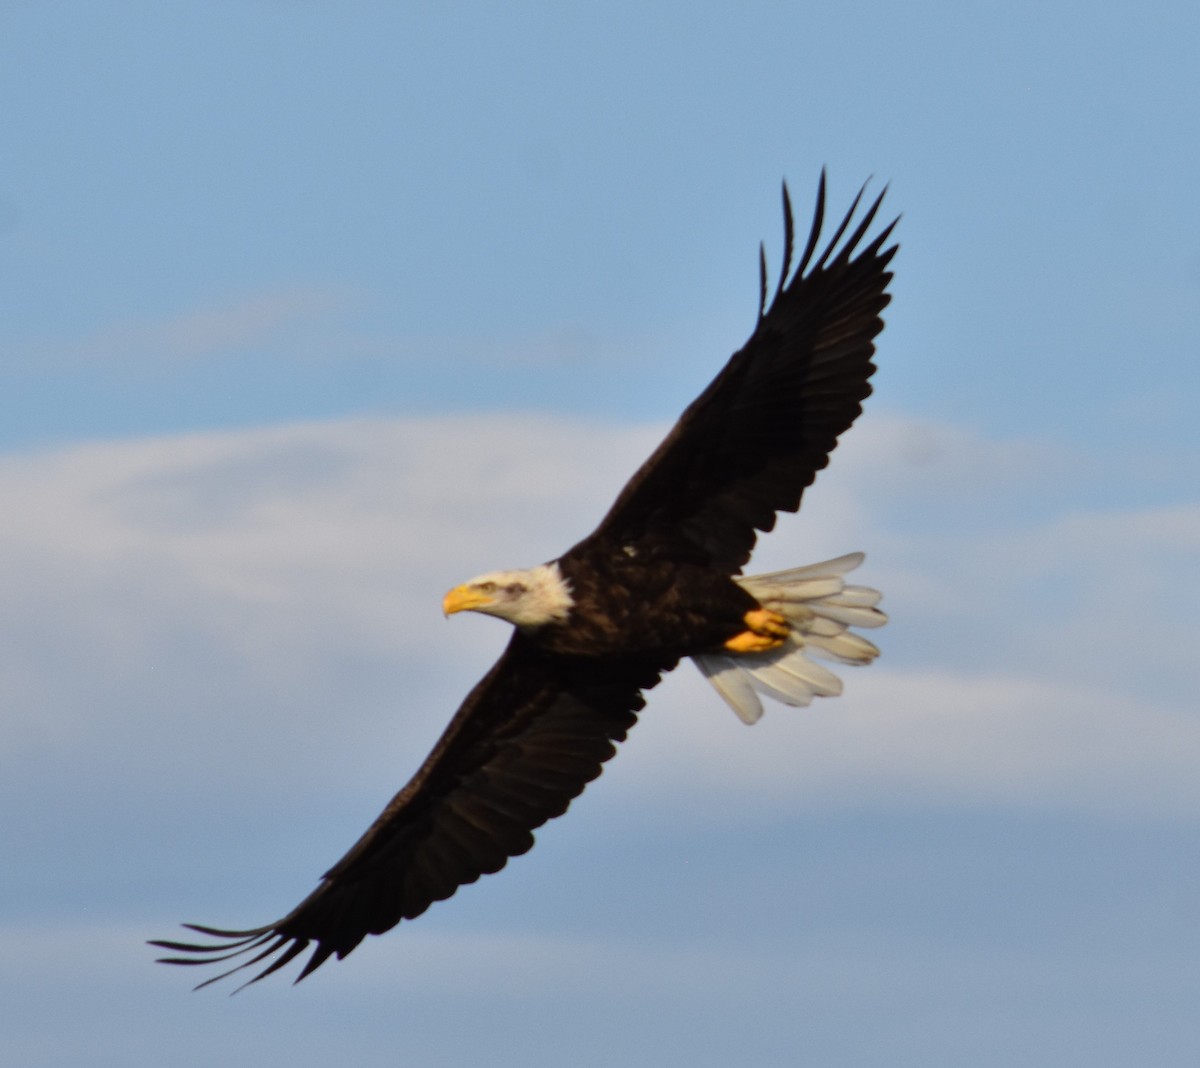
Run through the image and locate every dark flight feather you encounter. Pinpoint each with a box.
[586,174,896,570]
[152,637,668,989]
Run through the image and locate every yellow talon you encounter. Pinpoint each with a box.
[723,608,789,653]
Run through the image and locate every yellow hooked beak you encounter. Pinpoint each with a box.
[442,584,495,617]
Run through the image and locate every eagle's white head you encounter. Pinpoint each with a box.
[442,561,574,629]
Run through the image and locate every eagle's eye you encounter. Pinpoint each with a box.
[477,581,497,594]
[504,583,526,595]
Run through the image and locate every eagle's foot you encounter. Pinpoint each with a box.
[724,608,789,654]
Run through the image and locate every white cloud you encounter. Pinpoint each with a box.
[0,412,1195,823]
[621,665,1200,819]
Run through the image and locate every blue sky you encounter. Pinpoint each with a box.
[2,2,1199,1065]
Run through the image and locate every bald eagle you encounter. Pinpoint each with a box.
[153,174,898,989]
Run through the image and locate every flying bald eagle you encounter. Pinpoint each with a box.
[153,174,898,989]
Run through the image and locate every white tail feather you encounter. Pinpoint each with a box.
[692,552,886,725]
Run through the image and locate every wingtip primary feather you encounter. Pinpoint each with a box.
[757,171,896,326]
[775,180,795,305]
[794,169,828,278]
[811,179,868,273]
[151,920,329,992]
[757,241,769,322]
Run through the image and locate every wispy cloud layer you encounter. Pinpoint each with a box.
[2,412,1194,822]
[7,288,352,370]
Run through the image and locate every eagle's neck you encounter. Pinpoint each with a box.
[510,562,575,628]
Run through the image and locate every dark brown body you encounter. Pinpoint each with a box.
[547,546,758,659]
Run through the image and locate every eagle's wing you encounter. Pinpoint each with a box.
[152,635,667,989]
[583,174,898,572]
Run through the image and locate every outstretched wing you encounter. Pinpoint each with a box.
[582,174,898,572]
[152,636,667,989]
